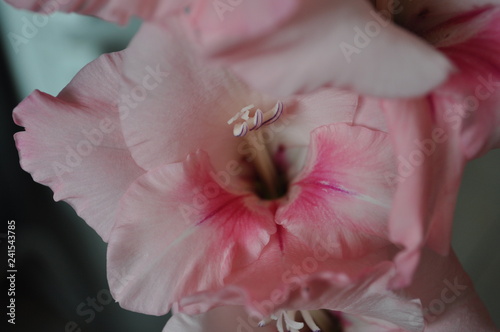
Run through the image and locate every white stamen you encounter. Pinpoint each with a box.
[301,310,322,332]
[227,104,255,124]
[250,109,264,130]
[233,122,248,137]
[259,310,322,332]
[262,101,283,125]
[228,102,283,137]
[284,311,304,330]
[276,314,285,332]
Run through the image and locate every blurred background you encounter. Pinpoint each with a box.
[0,2,498,331]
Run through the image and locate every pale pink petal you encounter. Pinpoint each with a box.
[13,53,144,241]
[406,249,496,331]
[270,88,358,149]
[180,258,424,331]
[163,306,276,332]
[189,0,300,47]
[178,231,394,315]
[382,98,465,288]
[107,150,275,315]
[353,96,388,132]
[199,0,452,98]
[5,0,189,25]
[276,123,395,258]
[119,21,270,173]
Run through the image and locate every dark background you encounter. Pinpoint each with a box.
[0,2,498,331]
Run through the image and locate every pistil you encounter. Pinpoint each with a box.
[258,310,322,332]
[246,130,280,198]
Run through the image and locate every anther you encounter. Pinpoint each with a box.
[228,101,283,137]
[250,109,264,130]
[262,101,283,125]
[258,310,322,332]
[301,310,321,332]
[233,122,248,137]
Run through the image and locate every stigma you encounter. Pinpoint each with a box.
[258,310,321,332]
[228,101,283,137]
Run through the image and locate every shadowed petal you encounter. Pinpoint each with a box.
[406,249,496,331]
[437,7,500,159]
[382,97,465,288]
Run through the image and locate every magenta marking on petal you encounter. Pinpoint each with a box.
[195,196,244,226]
[277,225,285,253]
[306,181,354,195]
[262,101,283,125]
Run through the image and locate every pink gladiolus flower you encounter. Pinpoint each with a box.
[10,3,497,330]
[13,17,428,327]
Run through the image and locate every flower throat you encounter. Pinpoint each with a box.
[228,102,288,200]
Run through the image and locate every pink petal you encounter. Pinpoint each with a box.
[382,98,465,288]
[200,0,453,98]
[180,254,424,331]
[106,150,275,315]
[189,0,300,50]
[119,21,267,172]
[437,7,500,159]
[163,306,276,332]
[178,230,394,316]
[284,263,425,332]
[353,96,388,132]
[406,249,496,331]
[13,53,144,241]
[5,0,189,25]
[276,123,395,258]
[270,88,358,149]
[385,8,500,287]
